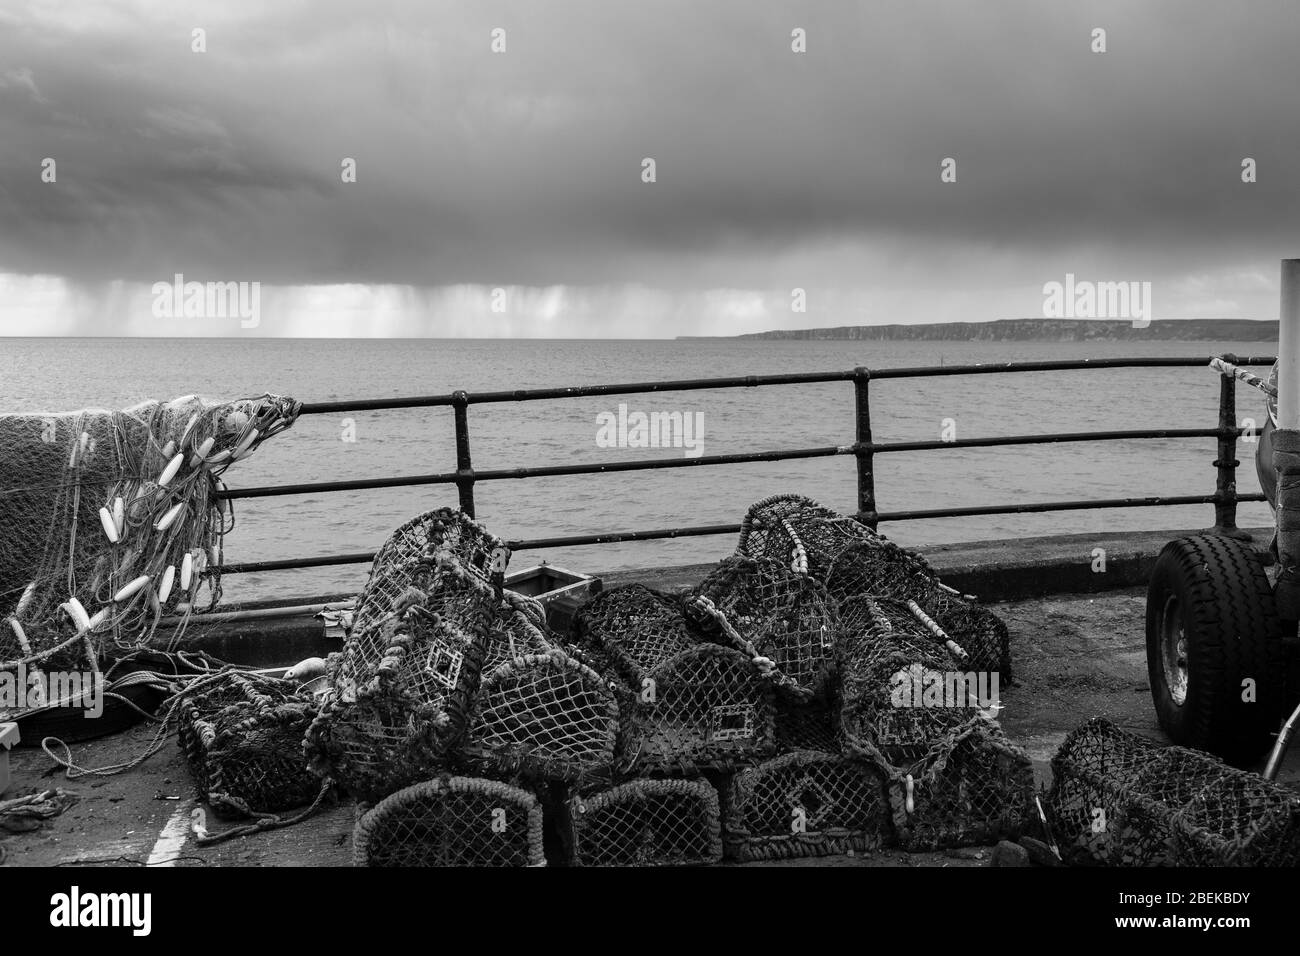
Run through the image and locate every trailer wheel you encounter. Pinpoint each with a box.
[1146,534,1283,766]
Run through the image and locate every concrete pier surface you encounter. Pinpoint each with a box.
[1,527,1292,867]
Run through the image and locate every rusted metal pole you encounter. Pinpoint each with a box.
[1211,352,1249,539]
[452,390,476,517]
[853,366,878,530]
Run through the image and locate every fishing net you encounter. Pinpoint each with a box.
[723,751,890,861]
[572,584,697,687]
[1047,718,1300,866]
[689,556,837,702]
[177,670,320,820]
[459,649,619,784]
[350,508,507,640]
[304,605,487,803]
[0,395,300,708]
[567,778,723,867]
[353,775,545,867]
[618,642,777,775]
[736,493,877,576]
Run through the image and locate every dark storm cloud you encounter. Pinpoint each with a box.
[1,0,1298,329]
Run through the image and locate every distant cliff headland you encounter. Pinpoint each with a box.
[681,318,1278,342]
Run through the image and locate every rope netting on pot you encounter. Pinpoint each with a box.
[774,697,841,755]
[0,395,300,709]
[723,750,890,861]
[688,556,838,702]
[353,775,545,867]
[305,605,487,803]
[178,671,321,820]
[350,508,507,641]
[836,595,1031,851]
[619,643,778,775]
[459,649,619,784]
[826,540,1011,681]
[736,494,877,577]
[566,778,723,867]
[572,584,697,687]
[1047,718,1300,866]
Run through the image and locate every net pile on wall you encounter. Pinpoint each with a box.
[722,751,890,861]
[353,776,545,867]
[177,671,320,820]
[619,643,777,775]
[689,556,838,702]
[567,778,722,867]
[0,395,300,705]
[1047,718,1300,867]
[573,584,697,687]
[459,649,619,784]
[305,605,487,803]
[835,595,1032,851]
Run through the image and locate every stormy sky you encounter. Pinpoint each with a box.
[1,0,1298,337]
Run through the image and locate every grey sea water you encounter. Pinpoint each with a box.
[0,336,1276,602]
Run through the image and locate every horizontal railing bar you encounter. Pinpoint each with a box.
[217,491,1268,573]
[296,356,1278,414]
[218,427,1250,499]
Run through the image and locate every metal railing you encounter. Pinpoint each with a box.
[216,353,1276,575]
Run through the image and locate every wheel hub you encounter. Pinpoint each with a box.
[1160,595,1189,706]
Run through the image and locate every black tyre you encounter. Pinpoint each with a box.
[1146,534,1283,766]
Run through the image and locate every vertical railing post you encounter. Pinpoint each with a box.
[452,390,476,518]
[853,366,878,530]
[1211,352,1248,539]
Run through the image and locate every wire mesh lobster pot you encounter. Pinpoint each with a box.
[774,697,841,755]
[723,751,890,861]
[1170,768,1300,866]
[1047,718,1300,866]
[689,556,838,702]
[1045,718,1165,865]
[736,493,878,577]
[567,778,722,867]
[351,508,506,639]
[827,540,1011,680]
[353,776,545,867]
[305,607,487,803]
[178,671,321,820]
[619,643,777,775]
[835,596,976,768]
[459,649,619,783]
[886,721,1035,852]
[572,584,697,686]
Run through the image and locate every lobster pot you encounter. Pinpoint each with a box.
[774,697,841,755]
[305,609,486,803]
[835,596,975,768]
[460,650,619,783]
[1170,770,1300,866]
[888,722,1035,852]
[920,590,1012,681]
[723,751,890,861]
[480,601,553,674]
[1047,719,1300,866]
[178,672,320,820]
[736,494,878,577]
[620,643,777,775]
[568,778,722,867]
[351,508,506,639]
[689,556,838,702]
[823,537,943,606]
[353,776,545,867]
[572,584,696,685]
